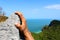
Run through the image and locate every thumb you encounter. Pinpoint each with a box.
[15,23,21,29]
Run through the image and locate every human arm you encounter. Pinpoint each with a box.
[15,12,34,40]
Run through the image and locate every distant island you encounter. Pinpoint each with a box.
[32,20,60,40]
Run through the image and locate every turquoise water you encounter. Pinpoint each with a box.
[26,19,52,33]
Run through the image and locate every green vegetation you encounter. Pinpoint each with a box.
[0,16,8,22]
[32,20,60,40]
[32,32,43,40]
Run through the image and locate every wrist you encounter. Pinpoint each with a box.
[23,29,29,34]
[23,28,31,37]
[23,29,34,40]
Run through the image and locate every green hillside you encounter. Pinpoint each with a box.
[32,20,60,40]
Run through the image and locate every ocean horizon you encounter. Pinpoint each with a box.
[26,19,52,33]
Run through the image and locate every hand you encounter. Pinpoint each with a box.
[15,12,34,40]
[15,12,28,32]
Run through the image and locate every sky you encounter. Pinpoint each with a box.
[0,0,60,19]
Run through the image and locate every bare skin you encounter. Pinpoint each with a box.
[15,12,34,40]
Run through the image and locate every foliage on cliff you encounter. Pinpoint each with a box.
[0,16,8,22]
[32,32,43,40]
[32,20,60,40]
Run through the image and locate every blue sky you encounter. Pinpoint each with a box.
[0,0,60,19]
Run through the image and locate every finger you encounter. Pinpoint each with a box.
[15,12,26,25]
[15,23,21,28]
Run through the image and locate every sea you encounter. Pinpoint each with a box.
[26,19,52,33]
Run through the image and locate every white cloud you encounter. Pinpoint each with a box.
[45,4,60,9]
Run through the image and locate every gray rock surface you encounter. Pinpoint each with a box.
[0,13,21,40]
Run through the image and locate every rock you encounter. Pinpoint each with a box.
[0,13,21,40]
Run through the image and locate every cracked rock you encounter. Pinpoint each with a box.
[0,13,21,40]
